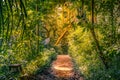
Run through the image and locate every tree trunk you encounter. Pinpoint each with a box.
[90,0,108,69]
[36,1,39,54]
[110,3,116,44]
[55,26,71,46]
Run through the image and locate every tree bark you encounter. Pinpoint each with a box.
[110,2,116,44]
[36,0,39,53]
[90,0,108,69]
[55,26,71,46]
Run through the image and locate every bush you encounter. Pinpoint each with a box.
[68,27,120,80]
[0,48,57,79]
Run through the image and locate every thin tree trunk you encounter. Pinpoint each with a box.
[82,0,84,14]
[55,26,71,46]
[0,1,3,37]
[36,1,39,54]
[110,3,115,44]
[90,0,108,69]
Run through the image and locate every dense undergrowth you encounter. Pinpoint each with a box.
[0,48,57,80]
[68,27,120,80]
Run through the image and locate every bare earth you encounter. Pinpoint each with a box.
[36,55,84,80]
[51,55,74,78]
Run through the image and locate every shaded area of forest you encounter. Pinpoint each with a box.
[0,0,120,80]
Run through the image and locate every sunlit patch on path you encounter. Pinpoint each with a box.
[51,55,74,78]
[35,55,84,80]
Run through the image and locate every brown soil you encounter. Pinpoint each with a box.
[51,55,74,78]
[28,55,84,80]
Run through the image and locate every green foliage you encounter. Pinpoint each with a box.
[68,26,120,80]
[22,48,56,75]
[0,0,120,80]
[0,48,56,79]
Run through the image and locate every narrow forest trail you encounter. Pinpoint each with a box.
[51,55,74,77]
[36,55,84,80]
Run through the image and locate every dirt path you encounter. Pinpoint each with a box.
[51,55,74,78]
[36,55,84,80]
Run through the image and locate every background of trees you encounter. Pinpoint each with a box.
[0,0,120,80]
